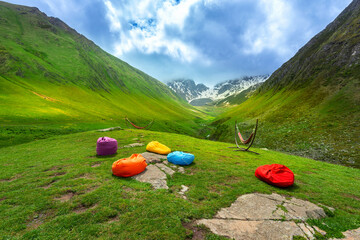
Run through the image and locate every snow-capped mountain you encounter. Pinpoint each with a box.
[167,75,269,105]
[167,79,209,102]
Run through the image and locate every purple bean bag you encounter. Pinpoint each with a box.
[96,137,118,156]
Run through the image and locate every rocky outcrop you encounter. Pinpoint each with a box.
[197,193,333,240]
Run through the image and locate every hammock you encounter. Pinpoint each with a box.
[125,117,153,129]
[230,119,259,154]
[236,124,254,144]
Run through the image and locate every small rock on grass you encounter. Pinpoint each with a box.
[156,163,175,176]
[123,143,144,148]
[141,152,167,163]
[132,165,168,189]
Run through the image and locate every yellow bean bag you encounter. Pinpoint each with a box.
[146,141,171,155]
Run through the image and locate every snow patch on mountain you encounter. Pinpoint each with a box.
[167,75,269,104]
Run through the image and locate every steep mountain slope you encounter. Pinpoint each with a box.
[215,83,263,106]
[210,0,360,167]
[167,75,268,105]
[0,1,204,145]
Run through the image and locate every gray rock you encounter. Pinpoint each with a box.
[215,193,326,221]
[329,227,360,240]
[313,226,326,236]
[123,143,144,148]
[197,219,306,240]
[156,163,175,176]
[97,127,122,132]
[140,152,167,163]
[199,193,331,240]
[178,185,189,199]
[132,165,168,189]
[178,167,185,174]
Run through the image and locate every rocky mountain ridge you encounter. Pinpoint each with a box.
[167,75,269,105]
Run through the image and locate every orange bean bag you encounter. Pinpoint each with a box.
[146,141,171,155]
[112,154,147,177]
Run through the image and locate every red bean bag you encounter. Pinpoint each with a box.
[255,164,294,187]
[112,154,147,177]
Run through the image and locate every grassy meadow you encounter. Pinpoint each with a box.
[1,129,359,239]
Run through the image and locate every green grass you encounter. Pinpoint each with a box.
[0,129,359,239]
[209,79,360,168]
[0,2,209,147]
[207,1,360,168]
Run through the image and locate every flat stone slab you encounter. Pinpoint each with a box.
[156,163,175,176]
[132,165,168,189]
[123,143,144,148]
[198,193,331,240]
[330,227,360,240]
[215,193,326,221]
[197,219,307,240]
[140,152,167,163]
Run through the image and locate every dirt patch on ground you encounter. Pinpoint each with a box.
[75,173,94,180]
[42,179,59,189]
[182,221,208,240]
[0,197,6,202]
[91,162,102,168]
[27,210,54,230]
[342,193,360,201]
[73,203,98,214]
[54,190,76,202]
[31,91,59,102]
[83,185,99,194]
[0,174,22,182]
[107,215,119,223]
[86,155,96,159]
[50,171,66,177]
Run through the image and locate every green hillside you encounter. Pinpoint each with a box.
[209,0,360,168]
[0,1,205,147]
[0,129,359,239]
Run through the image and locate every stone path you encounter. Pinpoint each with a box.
[330,228,360,240]
[197,193,333,240]
[140,152,167,163]
[132,152,187,190]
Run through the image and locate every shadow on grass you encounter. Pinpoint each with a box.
[95,154,119,159]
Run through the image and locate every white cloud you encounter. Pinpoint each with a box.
[241,0,295,57]
[103,0,207,63]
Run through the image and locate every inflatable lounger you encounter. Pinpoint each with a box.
[255,164,294,188]
[167,151,194,166]
[97,137,118,155]
[146,141,171,155]
[112,154,147,177]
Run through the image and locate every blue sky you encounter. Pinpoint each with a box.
[6,0,352,86]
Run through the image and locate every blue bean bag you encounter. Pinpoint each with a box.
[167,151,194,166]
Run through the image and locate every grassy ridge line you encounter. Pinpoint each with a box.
[0,129,359,239]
